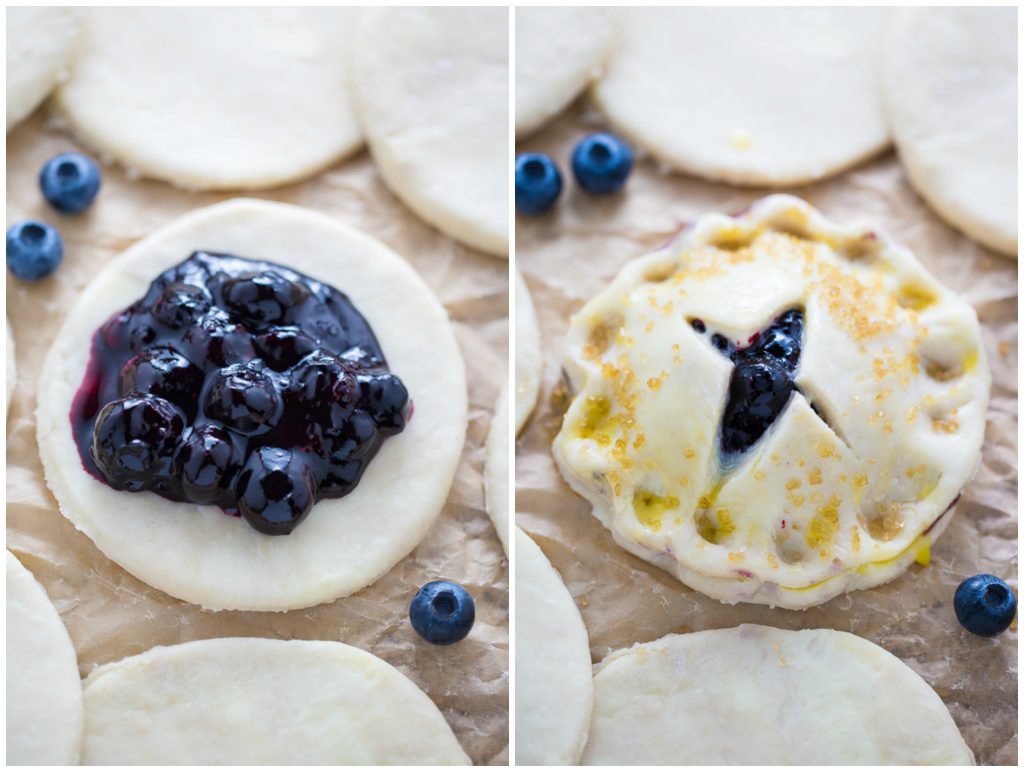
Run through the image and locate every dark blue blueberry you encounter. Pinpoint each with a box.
[954,574,1017,637]
[90,394,185,492]
[690,318,706,334]
[236,447,317,535]
[409,580,475,645]
[571,132,633,195]
[218,270,308,326]
[745,308,803,369]
[119,346,203,412]
[202,363,281,433]
[39,152,101,214]
[515,152,562,215]
[6,220,63,280]
[711,333,732,355]
[152,283,212,329]
[175,424,243,504]
[360,372,409,432]
[720,358,794,456]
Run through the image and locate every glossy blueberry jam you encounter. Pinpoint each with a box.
[692,309,804,458]
[71,252,410,536]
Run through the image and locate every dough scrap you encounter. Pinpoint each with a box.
[514,269,542,435]
[54,8,362,190]
[6,551,84,765]
[881,7,1017,257]
[82,637,469,764]
[484,383,510,554]
[352,7,509,257]
[515,7,616,138]
[583,625,974,765]
[592,8,890,185]
[554,195,990,609]
[515,528,593,765]
[6,6,82,132]
[36,199,467,611]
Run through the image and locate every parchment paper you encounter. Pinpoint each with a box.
[6,111,509,765]
[516,104,1017,766]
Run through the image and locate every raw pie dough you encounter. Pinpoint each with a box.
[592,8,890,185]
[7,551,84,765]
[582,625,974,765]
[6,319,15,412]
[554,195,989,609]
[881,8,1017,257]
[54,8,362,190]
[352,8,509,257]
[515,269,542,435]
[515,7,616,138]
[516,528,593,765]
[37,199,467,611]
[6,6,82,132]
[484,383,510,554]
[82,638,469,764]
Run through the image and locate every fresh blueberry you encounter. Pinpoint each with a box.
[515,153,562,215]
[954,574,1017,636]
[409,580,475,645]
[6,220,63,280]
[236,447,317,535]
[90,394,185,491]
[39,152,102,214]
[571,132,633,195]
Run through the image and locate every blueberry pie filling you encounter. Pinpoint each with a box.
[70,251,410,536]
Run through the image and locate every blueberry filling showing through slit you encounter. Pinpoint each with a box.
[691,309,805,460]
[70,251,410,536]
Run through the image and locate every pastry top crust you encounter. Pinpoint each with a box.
[554,195,989,603]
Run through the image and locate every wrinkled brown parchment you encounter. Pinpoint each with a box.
[6,111,509,765]
[516,104,1017,766]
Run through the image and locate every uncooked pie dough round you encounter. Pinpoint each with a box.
[6,6,82,132]
[82,637,469,764]
[352,7,509,257]
[515,269,542,435]
[515,7,616,138]
[37,199,467,611]
[516,528,593,765]
[54,8,362,190]
[583,625,974,764]
[7,551,84,765]
[484,383,510,554]
[592,8,890,185]
[882,8,1017,257]
[6,319,16,412]
[554,195,989,609]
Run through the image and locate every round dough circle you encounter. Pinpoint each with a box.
[352,7,509,257]
[554,195,990,609]
[882,8,1017,257]
[515,528,593,765]
[515,7,616,138]
[82,637,469,764]
[7,551,84,765]
[484,383,510,554]
[592,8,890,185]
[54,8,362,190]
[7,319,16,412]
[583,625,974,765]
[515,269,542,435]
[37,199,467,611]
[6,7,82,132]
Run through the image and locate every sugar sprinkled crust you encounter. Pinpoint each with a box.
[554,195,989,609]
